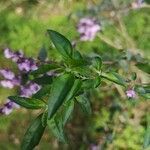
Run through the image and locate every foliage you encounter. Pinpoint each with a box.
[0,0,149,149]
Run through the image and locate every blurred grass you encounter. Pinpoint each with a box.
[0,0,150,149]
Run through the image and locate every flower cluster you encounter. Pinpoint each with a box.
[131,0,144,9]
[77,17,101,41]
[20,82,41,98]
[0,48,40,115]
[4,48,37,72]
[0,69,20,89]
[126,89,136,98]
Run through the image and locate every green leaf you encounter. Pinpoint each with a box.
[73,50,83,60]
[143,115,150,149]
[32,85,51,99]
[62,100,74,126]
[47,100,74,143]
[65,79,82,102]
[136,85,150,99]
[21,113,46,150]
[92,56,102,71]
[131,72,137,80]
[76,94,92,115]
[32,75,53,85]
[41,111,48,127]
[47,117,67,143]
[67,50,86,67]
[47,30,73,58]
[94,76,101,88]
[143,125,150,149]
[38,46,47,61]
[82,77,101,90]
[136,62,150,74]
[48,73,75,119]
[30,64,60,76]
[101,72,126,86]
[9,96,46,109]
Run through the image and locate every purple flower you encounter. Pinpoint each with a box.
[11,76,21,86]
[17,58,37,72]
[0,69,15,80]
[4,48,14,59]
[131,0,144,9]
[12,51,24,62]
[77,18,101,41]
[90,144,99,150]
[0,69,21,89]
[0,80,14,89]
[0,100,19,115]
[126,89,136,98]
[20,82,41,97]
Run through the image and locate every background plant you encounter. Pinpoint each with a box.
[0,0,149,149]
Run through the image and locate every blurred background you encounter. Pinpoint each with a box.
[0,0,150,149]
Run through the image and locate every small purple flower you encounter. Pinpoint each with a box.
[12,51,24,62]
[0,100,19,115]
[0,69,15,80]
[126,89,136,98]
[131,0,144,9]
[4,48,14,59]
[4,48,24,62]
[11,76,21,86]
[17,58,37,72]
[77,18,101,41]
[0,80,14,89]
[90,144,99,150]
[20,82,41,97]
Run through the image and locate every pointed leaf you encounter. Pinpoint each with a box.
[92,56,102,71]
[76,94,92,115]
[48,73,75,119]
[47,117,67,143]
[21,113,46,150]
[9,96,46,109]
[47,30,73,58]
[65,79,82,102]
[47,101,74,143]
[101,72,126,87]
[62,100,74,126]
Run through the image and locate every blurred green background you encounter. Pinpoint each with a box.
[0,0,150,149]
